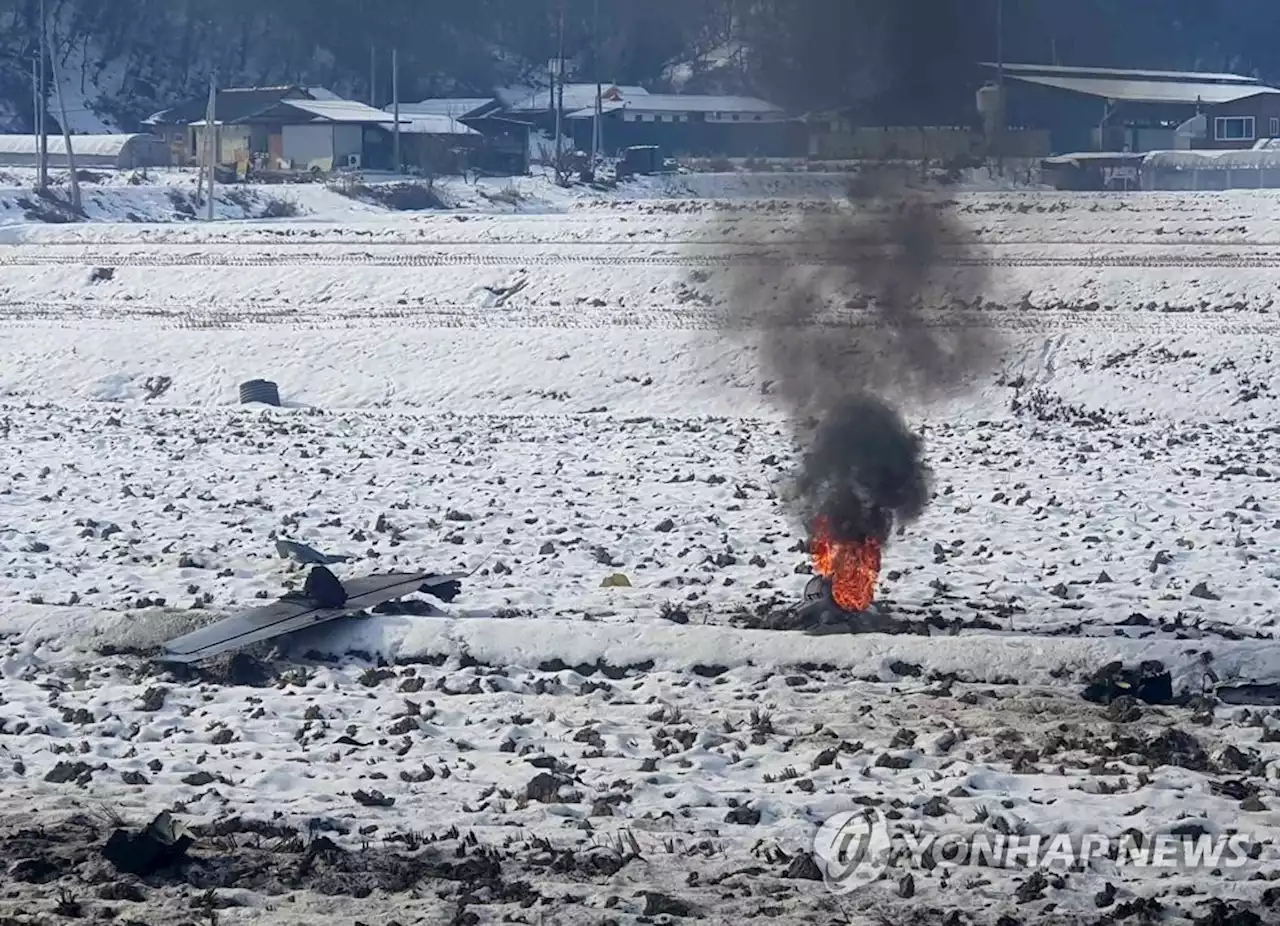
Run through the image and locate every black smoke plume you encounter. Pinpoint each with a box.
[715,1,1003,552]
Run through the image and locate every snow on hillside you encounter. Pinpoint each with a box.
[0,183,1277,925]
[51,40,126,134]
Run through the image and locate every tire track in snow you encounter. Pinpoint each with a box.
[0,301,1276,333]
[9,250,1280,268]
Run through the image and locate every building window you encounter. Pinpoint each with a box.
[1214,116,1255,141]
[1271,117,1279,137]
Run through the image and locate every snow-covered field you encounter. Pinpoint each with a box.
[1,177,1279,925]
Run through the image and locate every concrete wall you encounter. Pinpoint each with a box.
[572,114,807,157]
[1092,126,1176,152]
[282,124,334,169]
[809,126,1051,160]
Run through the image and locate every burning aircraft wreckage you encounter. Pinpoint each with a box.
[789,393,930,628]
[159,186,980,664]
[159,496,904,666]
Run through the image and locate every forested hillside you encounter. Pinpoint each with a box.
[0,0,1278,134]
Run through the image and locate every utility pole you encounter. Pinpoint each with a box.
[554,0,566,183]
[31,55,39,170]
[392,47,400,172]
[204,73,216,220]
[996,0,1004,90]
[37,0,48,192]
[46,23,80,212]
[370,46,377,107]
[995,0,1006,175]
[592,0,602,165]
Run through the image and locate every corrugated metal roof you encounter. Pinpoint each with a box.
[504,84,650,113]
[982,62,1259,84]
[145,86,312,125]
[1042,151,1145,165]
[1007,73,1280,105]
[0,133,153,157]
[394,115,481,136]
[566,94,784,119]
[281,99,405,124]
[401,98,495,118]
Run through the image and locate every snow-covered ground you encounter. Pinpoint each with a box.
[0,165,887,228]
[1,179,1279,925]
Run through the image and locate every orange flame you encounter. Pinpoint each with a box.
[810,515,882,612]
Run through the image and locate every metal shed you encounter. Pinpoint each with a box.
[0,133,170,169]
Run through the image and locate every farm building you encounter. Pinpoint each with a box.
[379,105,491,174]
[564,92,802,157]
[147,86,404,169]
[396,98,530,174]
[146,86,331,164]
[985,62,1280,153]
[0,133,169,168]
[1039,151,1145,190]
[498,83,648,134]
[203,98,408,170]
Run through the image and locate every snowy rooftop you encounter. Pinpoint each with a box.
[401,98,496,118]
[281,99,408,124]
[503,84,650,113]
[1006,72,1280,105]
[385,112,482,136]
[567,94,785,119]
[981,61,1262,84]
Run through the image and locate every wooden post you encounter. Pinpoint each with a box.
[554,0,566,183]
[592,0,602,164]
[204,73,216,220]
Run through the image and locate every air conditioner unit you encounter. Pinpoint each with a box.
[345,153,361,168]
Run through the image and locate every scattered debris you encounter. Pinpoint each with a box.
[238,378,281,407]
[1081,660,1177,706]
[102,812,193,876]
[276,538,351,565]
